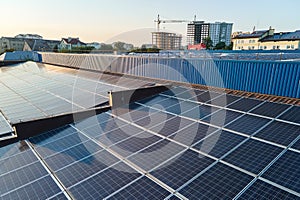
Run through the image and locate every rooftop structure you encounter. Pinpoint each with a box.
[0,53,299,199]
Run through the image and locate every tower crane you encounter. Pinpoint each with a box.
[154,14,193,32]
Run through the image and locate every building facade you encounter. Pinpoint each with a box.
[232,29,300,50]
[187,21,233,46]
[58,38,86,50]
[0,37,25,53]
[152,32,182,50]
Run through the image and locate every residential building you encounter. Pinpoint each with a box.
[23,39,60,52]
[188,43,206,50]
[232,28,300,50]
[152,32,182,50]
[58,37,86,50]
[187,21,233,46]
[0,37,25,53]
[15,34,43,39]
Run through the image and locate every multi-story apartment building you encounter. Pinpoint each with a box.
[187,21,233,46]
[232,28,300,50]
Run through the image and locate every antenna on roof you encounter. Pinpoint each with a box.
[253,26,256,32]
[194,15,197,21]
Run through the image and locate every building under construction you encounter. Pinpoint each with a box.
[152,32,182,50]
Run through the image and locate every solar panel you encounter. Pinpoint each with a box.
[193,130,246,158]
[107,176,171,199]
[166,101,199,115]
[262,150,300,193]
[127,140,186,172]
[201,109,243,127]
[0,162,48,194]
[133,111,174,128]
[206,94,241,107]
[68,162,141,199]
[239,179,299,200]
[192,91,221,103]
[150,150,215,189]
[249,102,291,118]
[254,121,300,146]
[223,139,283,174]
[1,175,62,200]
[55,150,120,187]
[178,162,253,199]
[181,104,220,120]
[225,114,271,135]
[278,106,300,124]
[169,122,218,146]
[291,139,300,151]
[110,131,162,157]
[227,98,263,112]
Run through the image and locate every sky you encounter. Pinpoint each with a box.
[1,0,300,46]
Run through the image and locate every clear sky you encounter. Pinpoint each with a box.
[1,0,300,46]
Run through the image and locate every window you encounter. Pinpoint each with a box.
[287,45,290,49]
[291,45,294,49]
[264,46,267,50]
[277,46,280,49]
[260,46,263,49]
[273,46,276,50]
[249,40,252,43]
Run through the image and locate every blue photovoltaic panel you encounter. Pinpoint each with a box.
[292,139,300,151]
[167,101,199,115]
[33,131,89,158]
[68,162,141,199]
[192,91,221,103]
[150,150,215,189]
[206,94,241,107]
[0,162,48,194]
[128,140,186,172]
[262,150,300,193]
[108,176,171,200]
[169,122,218,146]
[182,104,220,120]
[178,162,253,199]
[227,98,263,112]
[278,106,300,124]
[0,150,38,176]
[250,102,291,118]
[201,109,243,127]
[96,124,144,147]
[110,131,162,157]
[149,116,194,137]
[223,139,283,174]
[193,130,246,158]
[239,179,300,200]
[0,142,30,160]
[48,193,68,200]
[254,121,300,146]
[54,150,120,187]
[44,140,103,171]
[225,115,271,135]
[1,175,62,200]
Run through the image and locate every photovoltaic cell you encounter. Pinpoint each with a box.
[0,162,48,194]
[201,109,243,127]
[133,111,174,128]
[166,101,198,115]
[193,91,221,103]
[169,122,218,146]
[193,130,246,158]
[262,150,300,193]
[1,176,62,200]
[182,105,220,120]
[239,179,300,200]
[44,140,103,171]
[223,139,283,174]
[150,150,215,189]
[250,102,291,118]
[68,162,141,199]
[110,131,162,157]
[128,140,186,171]
[178,163,253,199]
[108,176,171,200]
[291,139,300,151]
[225,115,271,135]
[206,94,241,107]
[47,192,68,200]
[254,121,300,146]
[0,142,30,162]
[55,150,120,187]
[228,98,263,112]
[278,106,300,124]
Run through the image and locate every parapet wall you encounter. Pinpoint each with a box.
[40,52,300,99]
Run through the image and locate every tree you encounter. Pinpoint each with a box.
[203,37,213,49]
[113,41,126,51]
[214,42,226,50]
[225,42,233,50]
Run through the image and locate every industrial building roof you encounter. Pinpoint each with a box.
[0,62,300,199]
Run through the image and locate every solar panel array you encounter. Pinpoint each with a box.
[0,62,150,124]
[1,81,299,199]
